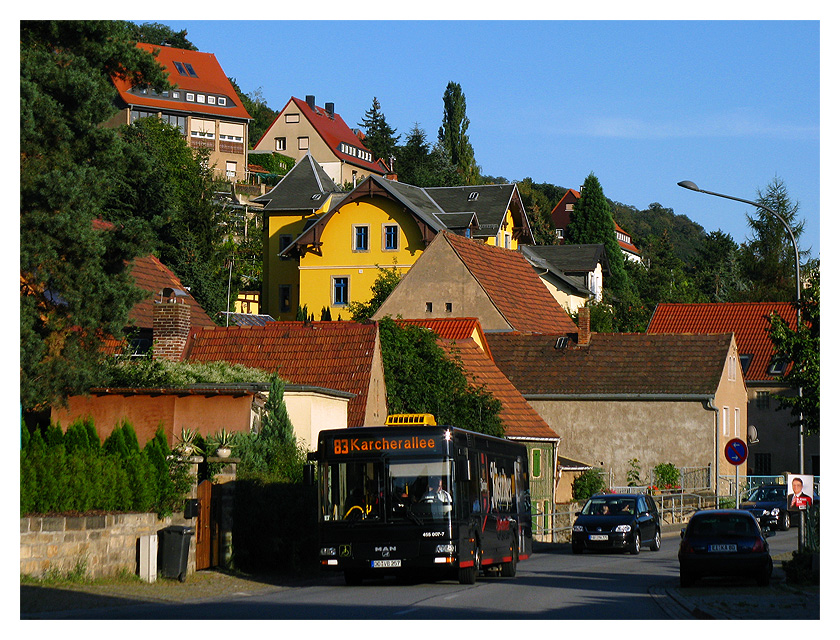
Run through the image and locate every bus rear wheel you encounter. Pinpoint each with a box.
[501,542,518,578]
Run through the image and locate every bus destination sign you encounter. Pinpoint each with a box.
[331,434,442,456]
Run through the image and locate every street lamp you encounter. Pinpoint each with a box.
[679,180,807,550]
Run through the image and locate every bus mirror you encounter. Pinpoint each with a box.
[458,459,471,481]
[303,463,316,486]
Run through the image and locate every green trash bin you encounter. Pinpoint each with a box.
[158,526,193,582]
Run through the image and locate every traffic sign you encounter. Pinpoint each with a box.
[724,438,748,466]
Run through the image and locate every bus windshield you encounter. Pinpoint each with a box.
[319,459,453,524]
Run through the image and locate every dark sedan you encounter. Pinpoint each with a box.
[572,494,661,554]
[740,484,791,530]
[678,509,774,587]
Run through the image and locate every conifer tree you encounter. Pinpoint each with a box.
[438,82,479,185]
[358,97,399,162]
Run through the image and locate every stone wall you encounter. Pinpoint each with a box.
[20,512,195,580]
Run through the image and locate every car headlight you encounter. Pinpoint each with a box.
[573,525,584,532]
[762,509,771,515]
[320,547,337,557]
[435,544,456,554]
[771,508,780,515]
[615,524,632,533]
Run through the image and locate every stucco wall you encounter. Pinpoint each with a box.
[530,398,718,485]
[374,236,510,330]
[285,390,350,451]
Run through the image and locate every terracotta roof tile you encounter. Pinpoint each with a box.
[443,232,578,334]
[183,321,379,427]
[647,302,796,382]
[486,332,734,396]
[128,255,216,329]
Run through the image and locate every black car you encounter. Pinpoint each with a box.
[740,484,790,530]
[678,509,774,587]
[572,493,661,554]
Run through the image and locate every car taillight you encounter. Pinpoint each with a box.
[680,541,695,554]
[751,539,766,552]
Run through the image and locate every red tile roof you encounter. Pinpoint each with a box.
[112,43,251,121]
[128,255,216,329]
[647,302,797,382]
[394,318,557,440]
[183,321,380,427]
[256,97,385,175]
[443,232,579,334]
[440,339,558,440]
[486,332,735,396]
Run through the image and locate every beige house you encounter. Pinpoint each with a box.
[252,95,388,187]
[486,309,749,495]
[519,244,610,314]
[106,43,252,182]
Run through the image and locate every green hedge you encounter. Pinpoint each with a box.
[20,418,191,517]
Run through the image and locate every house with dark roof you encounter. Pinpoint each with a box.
[105,43,252,182]
[252,95,388,187]
[520,244,610,313]
[374,231,578,335]
[647,302,818,476]
[263,173,534,321]
[550,189,642,263]
[486,309,748,495]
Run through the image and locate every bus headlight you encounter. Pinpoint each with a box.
[435,544,456,554]
[320,547,337,557]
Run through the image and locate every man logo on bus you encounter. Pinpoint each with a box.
[490,462,513,510]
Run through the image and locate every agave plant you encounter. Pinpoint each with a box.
[174,427,204,458]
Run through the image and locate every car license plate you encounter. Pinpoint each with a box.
[371,559,401,568]
[589,534,609,541]
[709,544,737,552]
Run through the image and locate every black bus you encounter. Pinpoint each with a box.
[307,414,532,585]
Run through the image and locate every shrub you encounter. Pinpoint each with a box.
[572,468,607,501]
[653,462,681,489]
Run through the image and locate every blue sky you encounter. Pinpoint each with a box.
[155,18,820,258]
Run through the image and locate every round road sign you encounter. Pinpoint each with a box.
[724,437,748,466]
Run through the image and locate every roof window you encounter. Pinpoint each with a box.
[468,192,480,201]
[174,61,198,77]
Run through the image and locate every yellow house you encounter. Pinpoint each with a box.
[259,165,534,320]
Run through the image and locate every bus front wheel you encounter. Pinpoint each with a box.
[458,546,481,584]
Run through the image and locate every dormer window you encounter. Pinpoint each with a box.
[768,357,789,376]
[468,192,479,202]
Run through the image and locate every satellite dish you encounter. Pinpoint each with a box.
[747,425,759,444]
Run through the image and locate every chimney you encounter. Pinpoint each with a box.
[325,102,334,119]
[306,95,316,111]
[153,300,191,361]
[577,306,591,346]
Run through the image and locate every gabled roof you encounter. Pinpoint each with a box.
[485,332,735,397]
[253,153,343,212]
[396,319,558,440]
[256,97,385,175]
[647,302,797,382]
[425,184,533,243]
[442,232,579,334]
[615,223,641,256]
[128,254,216,329]
[112,43,251,121]
[183,321,380,427]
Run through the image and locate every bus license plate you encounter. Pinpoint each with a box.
[589,534,609,541]
[709,544,737,552]
[371,560,402,568]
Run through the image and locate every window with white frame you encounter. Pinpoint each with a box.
[383,224,399,251]
[332,277,349,306]
[226,161,237,178]
[722,406,730,437]
[298,136,309,150]
[286,113,300,123]
[190,118,215,139]
[275,137,287,151]
[734,407,740,437]
[353,225,369,252]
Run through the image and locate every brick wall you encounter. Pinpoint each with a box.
[153,301,191,361]
[20,513,195,580]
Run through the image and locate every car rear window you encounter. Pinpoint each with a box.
[688,515,758,537]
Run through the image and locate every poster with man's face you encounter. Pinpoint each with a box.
[787,475,814,510]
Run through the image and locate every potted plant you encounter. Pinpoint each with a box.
[211,428,236,459]
[174,427,204,460]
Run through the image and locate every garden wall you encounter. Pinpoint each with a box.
[20,512,194,580]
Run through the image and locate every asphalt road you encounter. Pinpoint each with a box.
[22,527,814,620]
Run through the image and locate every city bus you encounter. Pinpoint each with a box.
[307,414,532,585]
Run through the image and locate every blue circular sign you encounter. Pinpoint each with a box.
[724,438,748,466]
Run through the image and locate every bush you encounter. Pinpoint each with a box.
[782,550,819,584]
[572,468,607,501]
[653,462,680,490]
